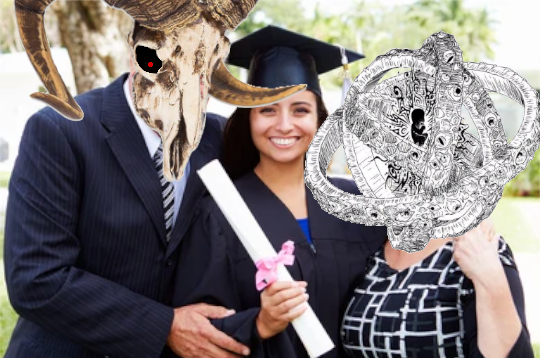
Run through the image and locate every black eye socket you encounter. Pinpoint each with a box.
[136,46,162,73]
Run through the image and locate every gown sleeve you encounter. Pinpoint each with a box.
[460,237,534,358]
[176,199,297,358]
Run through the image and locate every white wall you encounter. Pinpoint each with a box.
[0,48,76,172]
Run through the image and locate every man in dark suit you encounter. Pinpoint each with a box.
[3,70,250,358]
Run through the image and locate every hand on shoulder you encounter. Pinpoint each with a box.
[452,218,506,285]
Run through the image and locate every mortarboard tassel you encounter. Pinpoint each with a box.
[340,45,353,105]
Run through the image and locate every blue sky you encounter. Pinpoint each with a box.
[300,0,540,71]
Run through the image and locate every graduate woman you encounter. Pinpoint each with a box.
[171,26,387,358]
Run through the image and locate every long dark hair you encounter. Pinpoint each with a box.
[221,93,329,180]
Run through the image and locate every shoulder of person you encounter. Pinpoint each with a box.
[199,113,225,154]
[459,235,518,297]
[206,112,227,133]
[26,85,105,134]
[327,175,361,196]
[196,193,229,228]
[195,171,251,233]
[496,235,517,270]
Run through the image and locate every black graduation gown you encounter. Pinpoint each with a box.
[172,171,387,358]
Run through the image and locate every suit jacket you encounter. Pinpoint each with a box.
[3,73,224,358]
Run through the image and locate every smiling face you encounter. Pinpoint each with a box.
[250,90,319,166]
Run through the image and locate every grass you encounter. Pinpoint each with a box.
[0,222,18,356]
[1,209,17,356]
[0,212,4,260]
[0,285,17,356]
[0,172,10,189]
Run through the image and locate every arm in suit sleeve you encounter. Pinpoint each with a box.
[462,264,534,358]
[177,204,298,358]
[4,112,174,358]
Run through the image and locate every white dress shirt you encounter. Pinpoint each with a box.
[123,78,190,228]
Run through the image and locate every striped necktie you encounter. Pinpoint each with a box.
[153,143,175,242]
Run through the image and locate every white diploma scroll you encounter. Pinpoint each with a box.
[198,160,335,358]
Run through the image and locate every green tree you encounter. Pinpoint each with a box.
[348,0,496,70]
[235,0,310,37]
[0,1,60,54]
[408,0,496,61]
[233,0,496,90]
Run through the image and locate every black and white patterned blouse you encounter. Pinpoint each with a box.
[341,237,533,358]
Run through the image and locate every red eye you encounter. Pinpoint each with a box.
[136,46,162,73]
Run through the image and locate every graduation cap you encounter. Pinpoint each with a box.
[226,25,364,98]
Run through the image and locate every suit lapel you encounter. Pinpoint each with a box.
[165,142,215,259]
[101,74,167,246]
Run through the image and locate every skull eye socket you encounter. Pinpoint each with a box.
[136,46,162,74]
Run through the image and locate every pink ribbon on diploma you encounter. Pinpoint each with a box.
[255,240,295,291]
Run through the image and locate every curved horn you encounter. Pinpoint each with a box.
[209,60,306,107]
[109,0,258,32]
[15,0,83,120]
[206,0,258,29]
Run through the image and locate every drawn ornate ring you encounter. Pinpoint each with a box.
[305,31,540,253]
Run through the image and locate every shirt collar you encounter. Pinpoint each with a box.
[123,76,161,158]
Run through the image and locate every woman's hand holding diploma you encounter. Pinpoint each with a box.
[257,281,309,339]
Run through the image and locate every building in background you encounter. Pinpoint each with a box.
[0,137,7,163]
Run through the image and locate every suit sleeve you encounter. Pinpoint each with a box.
[180,205,297,358]
[461,241,534,358]
[4,112,174,358]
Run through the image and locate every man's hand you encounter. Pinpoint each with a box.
[167,303,250,358]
